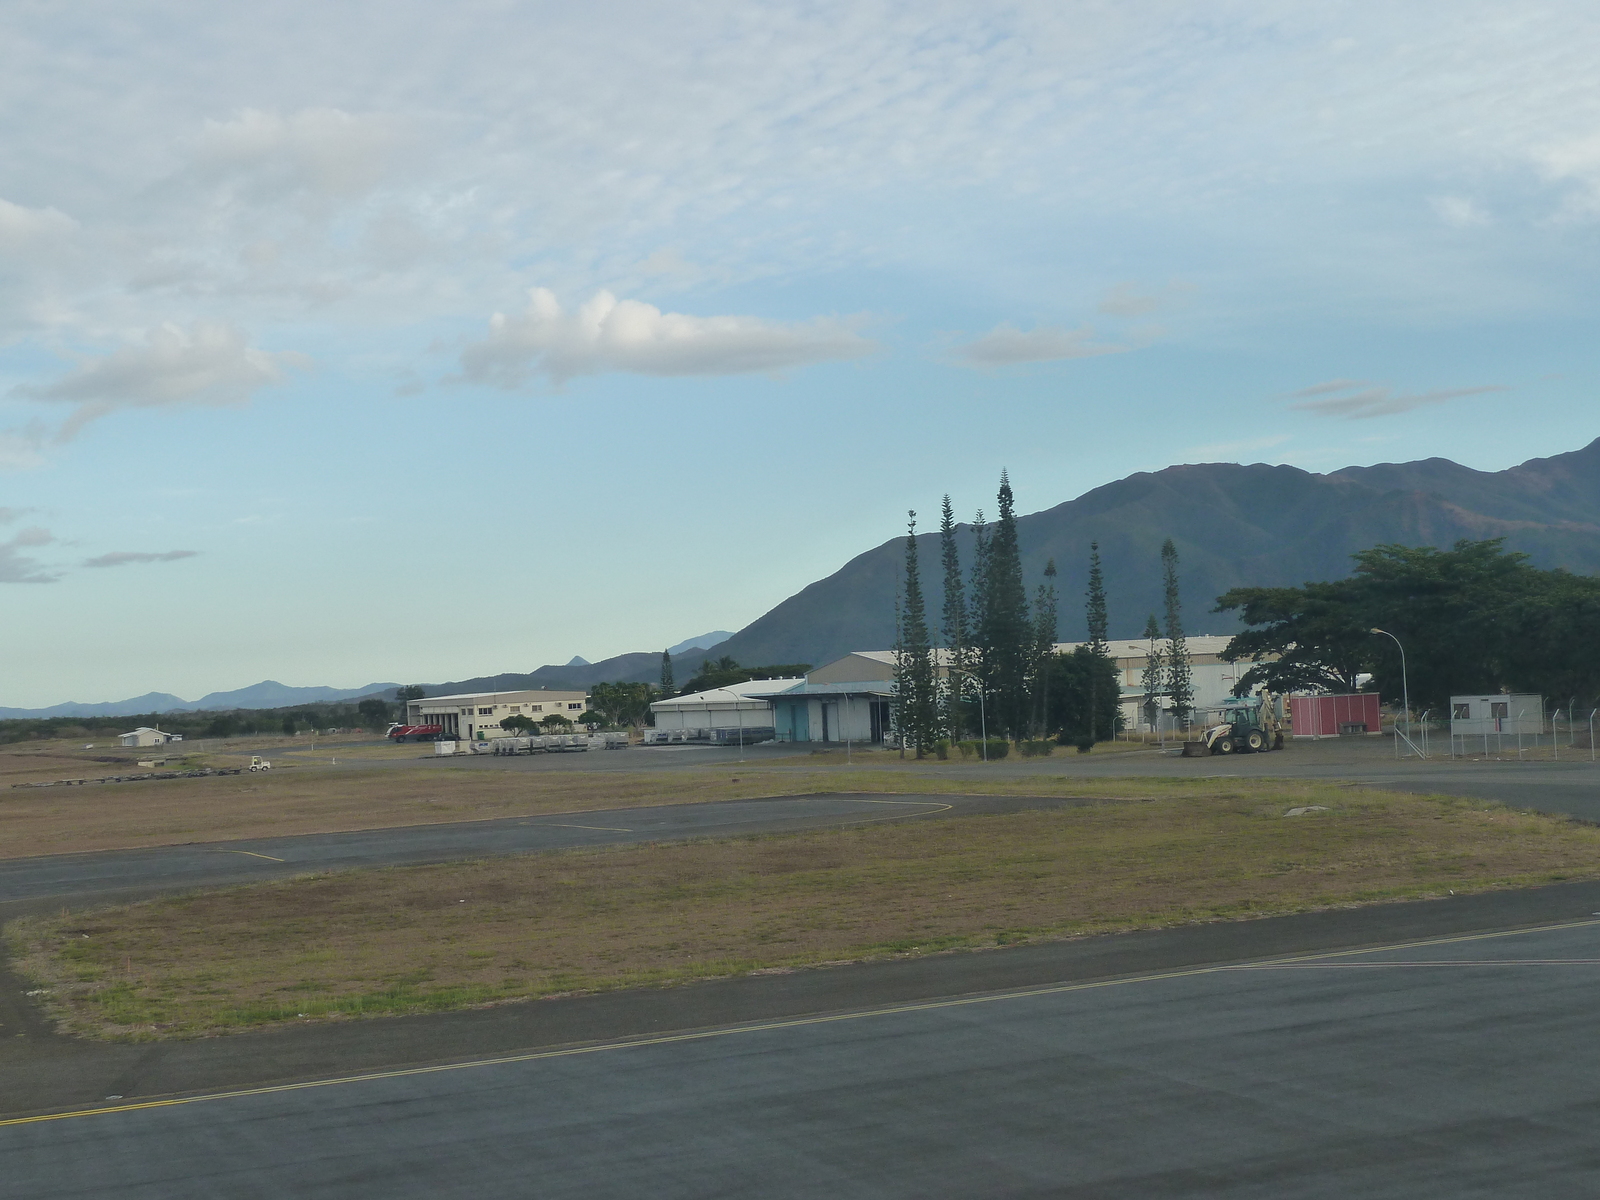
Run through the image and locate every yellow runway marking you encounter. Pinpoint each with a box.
[5,916,1596,1130]
[217,850,285,862]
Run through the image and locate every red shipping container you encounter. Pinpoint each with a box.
[1289,693,1382,738]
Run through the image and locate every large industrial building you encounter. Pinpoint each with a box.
[400,689,589,741]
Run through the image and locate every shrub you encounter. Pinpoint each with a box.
[934,739,950,760]
[1074,734,1096,754]
[1019,739,1055,758]
[958,738,1010,760]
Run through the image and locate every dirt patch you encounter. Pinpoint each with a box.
[12,785,1600,1039]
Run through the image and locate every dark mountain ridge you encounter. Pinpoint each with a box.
[706,438,1600,669]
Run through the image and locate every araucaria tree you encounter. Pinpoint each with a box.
[1085,541,1111,741]
[1141,612,1165,727]
[938,495,970,738]
[973,472,1032,738]
[658,651,675,700]
[1031,558,1059,735]
[1161,538,1193,724]
[893,511,941,755]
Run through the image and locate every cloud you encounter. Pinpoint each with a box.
[459,288,874,386]
[193,108,400,203]
[0,526,57,583]
[15,322,308,438]
[1533,133,1600,220]
[1285,380,1508,419]
[0,197,76,251]
[955,323,1130,368]
[82,549,200,568]
[1096,282,1191,317]
[1430,196,1489,228]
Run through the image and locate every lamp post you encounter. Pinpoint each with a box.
[1370,628,1413,758]
[948,669,988,762]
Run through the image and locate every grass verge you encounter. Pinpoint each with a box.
[10,781,1600,1040]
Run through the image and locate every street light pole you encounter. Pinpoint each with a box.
[948,669,987,762]
[1370,628,1413,758]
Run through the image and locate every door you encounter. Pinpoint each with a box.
[821,703,832,742]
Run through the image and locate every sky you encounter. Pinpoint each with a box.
[2,1,1598,706]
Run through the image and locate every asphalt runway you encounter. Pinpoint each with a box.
[0,792,995,909]
[8,917,1600,1198]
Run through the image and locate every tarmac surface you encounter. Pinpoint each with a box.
[7,907,1600,1197]
[0,792,979,910]
[7,738,1600,1194]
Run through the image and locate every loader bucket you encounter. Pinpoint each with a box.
[1180,740,1211,757]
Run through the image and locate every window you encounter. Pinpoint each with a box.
[568,703,582,710]
[509,706,522,713]
[1490,702,1509,719]
[1452,703,1471,720]
[531,704,543,712]
[460,708,472,716]
[478,707,494,716]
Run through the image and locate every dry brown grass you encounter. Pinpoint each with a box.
[13,783,1600,1039]
[0,742,1240,859]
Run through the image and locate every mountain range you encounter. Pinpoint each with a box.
[13,441,1600,717]
[703,436,1600,668]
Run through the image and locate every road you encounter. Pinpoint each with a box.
[7,914,1600,1197]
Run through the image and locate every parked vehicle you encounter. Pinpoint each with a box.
[248,756,271,771]
[1182,693,1285,756]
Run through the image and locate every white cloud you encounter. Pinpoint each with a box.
[193,108,400,203]
[83,549,200,568]
[0,526,56,583]
[459,288,874,386]
[1533,133,1600,220]
[1285,380,1508,419]
[0,198,76,252]
[15,322,308,438]
[955,323,1130,368]
[1430,195,1489,228]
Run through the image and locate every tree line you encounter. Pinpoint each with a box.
[893,472,1197,755]
[1218,538,1600,713]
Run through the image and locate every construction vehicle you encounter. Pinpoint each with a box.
[248,756,271,771]
[1182,692,1285,756]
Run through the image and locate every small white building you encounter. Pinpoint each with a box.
[404,689,589,741]
[1450,694,1544,737]
[119,727,173,748]
[649,678,804,743]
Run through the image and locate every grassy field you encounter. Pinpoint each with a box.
[0,739,1176,859]
[11,782,1600,1040]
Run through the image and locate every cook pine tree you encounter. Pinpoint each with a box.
[893,511,940,756]
[938,494,970,740]
[1085,541,1111,741]
[1161,538,1194,725]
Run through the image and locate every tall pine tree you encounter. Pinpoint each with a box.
[938,495,969,739]
[893,511,940,756]
[659,651,675,700]
[1160,538,1193,725]
[1085,541,1111,740]
[973,472,1031,739]
[1141,613,1165,731]
[1032,558,1059,736]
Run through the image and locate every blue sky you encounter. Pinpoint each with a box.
[2,1,1598,706]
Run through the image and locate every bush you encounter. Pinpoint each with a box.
[1074,734,1096,754]
[1019,740,1055,758]
[933,739,950,760]
[958,738,1010,760]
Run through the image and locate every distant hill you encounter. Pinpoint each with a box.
[0,680,400,721]
[668,631,733,655]
[706,438,1600,669]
